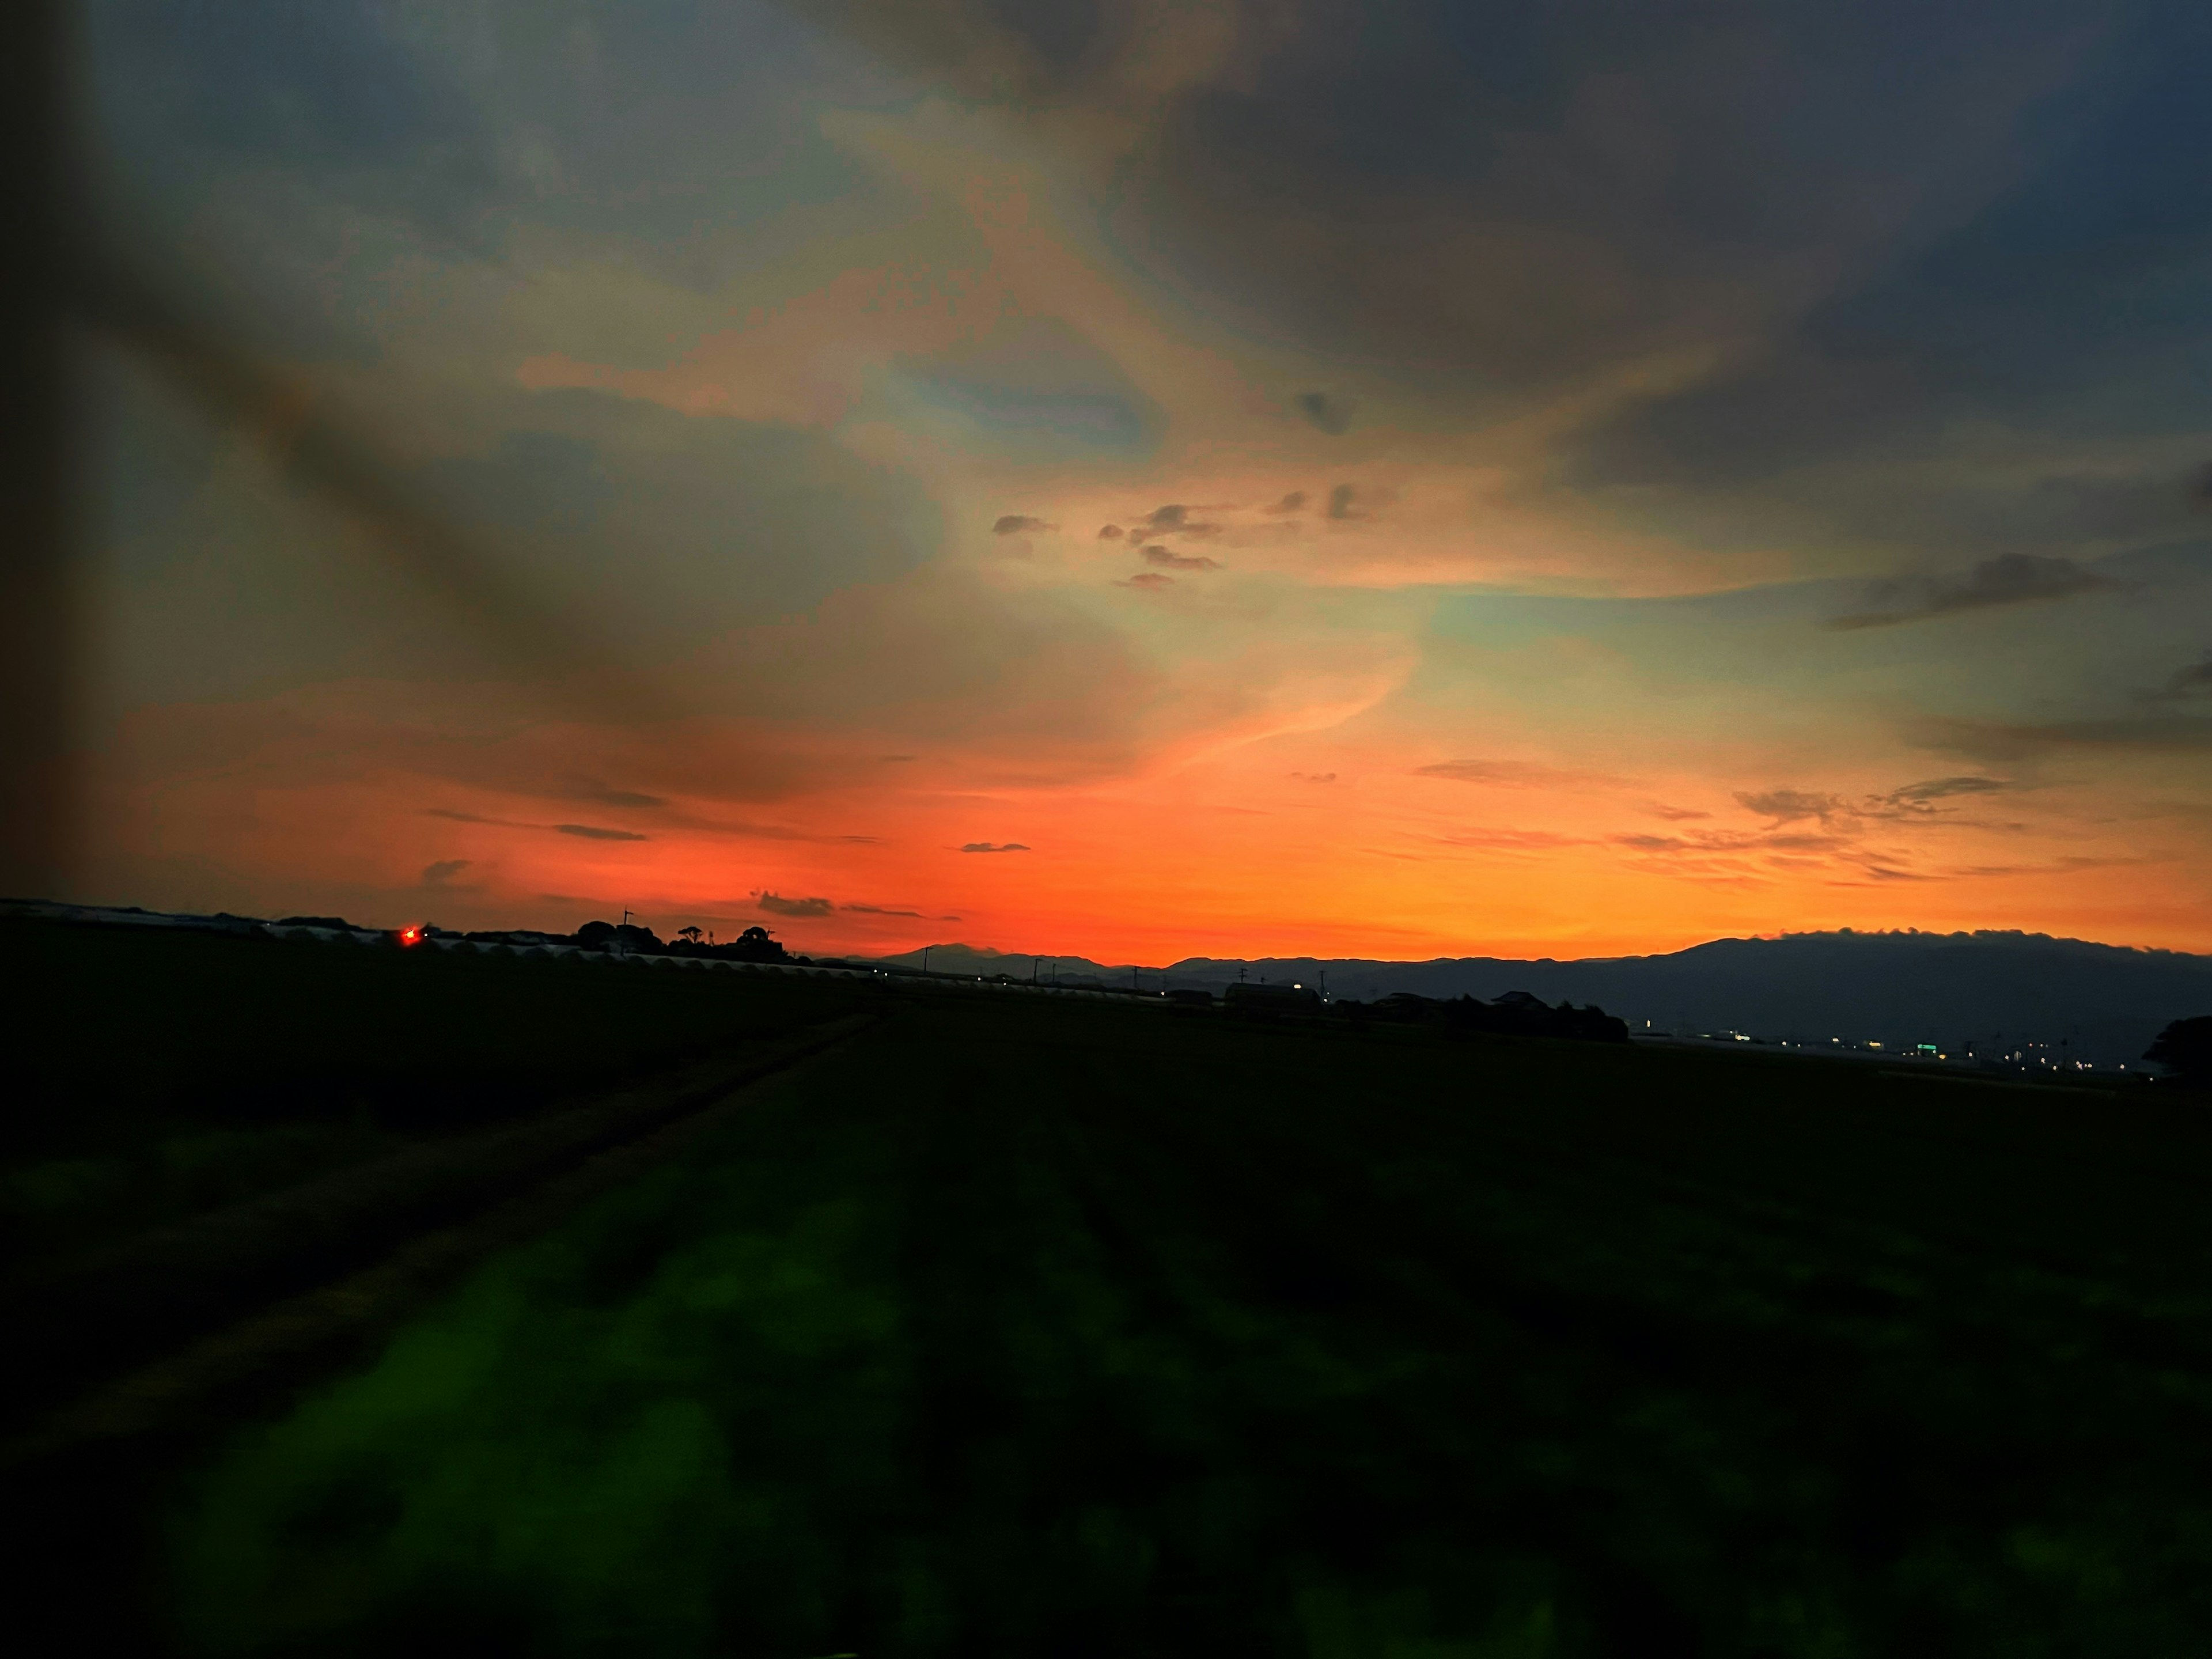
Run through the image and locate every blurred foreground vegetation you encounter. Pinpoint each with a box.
[1,916,869,1268]
[6,922,2212,1654]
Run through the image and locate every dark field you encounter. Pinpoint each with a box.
[8,927,2212,1656]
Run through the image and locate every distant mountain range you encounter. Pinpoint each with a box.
[869,932,2212,1067]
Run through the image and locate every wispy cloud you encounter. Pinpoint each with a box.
[2139,652,2212,703]
[1910,714,2212,760]
[555,823,649,841]
[1734,789,1849,825]
[757,891,833,916]
[959,842,1030,853]
[1142,545,1219,571]
[1417,759,1616,790]
[1827,553,2121,630]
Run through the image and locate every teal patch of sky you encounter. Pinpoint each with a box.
[880,343,1168,463]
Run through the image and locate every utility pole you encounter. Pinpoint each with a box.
[922,944,931,976]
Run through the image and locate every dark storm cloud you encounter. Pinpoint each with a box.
[1827,554,2122,630]
[757,892,834,918]
[554,823,649,842]
[959,842,1030,853]
[1142,546,1219,571]
[1294,391,1356,434]
[993,514,1054,535]
[1559,8,2212,503]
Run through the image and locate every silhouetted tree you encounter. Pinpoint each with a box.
[2145,1016,2212,1086]
[730,925,791,964]
[676,925,703,945]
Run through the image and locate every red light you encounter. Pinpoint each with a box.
[400,925,423,946]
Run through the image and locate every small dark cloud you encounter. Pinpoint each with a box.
[1264,491,1306,514]
[843,903,923,917]
[427,808,495,823]
[1143,505,1186,529]
[959,842,1030,853]
[1868,775,2013,816]
[566,778,666,809]
[1734,789,1848,825]
[1294,391,1356,435]
[422,858,472,886]
[757,892,833,917]
[1290,771,1336,783]
[1097,524,1123,539]
[993,514,1054,535]
[1143,546,1219,570]
[2141,652,2212,702]
[555,823,650,841]
[1888,775,2012,802]
[1645,802,1711,821]
[1827,552,2122,630]
[1328,483,1364,520]
[1612,832,1693,852]
[1121,571,1174,589]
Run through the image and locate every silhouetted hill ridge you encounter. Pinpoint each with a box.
[1161,930,2211,1065]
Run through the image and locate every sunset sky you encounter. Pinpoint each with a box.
[72,1,2212,961]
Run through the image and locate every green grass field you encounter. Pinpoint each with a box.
[9,928,2212,1655]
